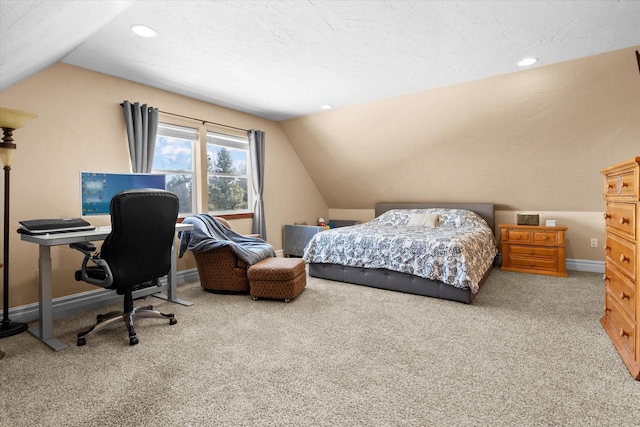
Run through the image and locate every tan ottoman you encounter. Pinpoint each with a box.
[247,257,306,302]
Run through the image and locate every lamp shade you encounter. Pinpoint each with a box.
[0,108,37,130]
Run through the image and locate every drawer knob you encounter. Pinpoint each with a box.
[604,213,612,219]
[604,245,611,251]
[619,329,630,338]
[620,291,630,300]
[619,217,630,225]
[516,235,521,239]
[603,275,610,282]
[620,254,630,263]
[621,181,629,189]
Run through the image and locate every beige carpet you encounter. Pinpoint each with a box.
[1,268,639,426]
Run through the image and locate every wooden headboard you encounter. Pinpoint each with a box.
[374,202,496,232]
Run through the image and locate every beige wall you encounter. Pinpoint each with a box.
[0,63,327,307]
[285,47,640,263]
[1,47,638,308]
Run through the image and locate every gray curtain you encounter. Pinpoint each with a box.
[248,129,266,239]
[122,100,159,173]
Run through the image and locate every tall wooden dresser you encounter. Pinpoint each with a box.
[601,156,640,380]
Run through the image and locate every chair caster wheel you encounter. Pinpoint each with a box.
[129,336,139,346]
[169,318,177,325]
[77,337,86,346]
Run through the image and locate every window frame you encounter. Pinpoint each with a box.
[151,119,253,219]
[206,131,253,216]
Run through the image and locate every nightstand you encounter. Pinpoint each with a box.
[282,224,326,257]
[499,224,568,277]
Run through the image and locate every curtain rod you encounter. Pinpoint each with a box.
[120,102,248,132]
[158,110,249,133]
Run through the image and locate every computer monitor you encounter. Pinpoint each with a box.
[80,172,166,216]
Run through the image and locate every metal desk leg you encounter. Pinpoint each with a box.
[153,242,192,306]
[27,245,67,351]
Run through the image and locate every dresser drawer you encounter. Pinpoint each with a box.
[605,175,620,197]
[509,255,558,272]
[605,202,637,240]
[605,263,636,318]
[604,293,636,358]
[509,245,557,258]
[604,233,636,282]
[619,171,638,198]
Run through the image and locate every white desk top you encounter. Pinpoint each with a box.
[20,222,193,246]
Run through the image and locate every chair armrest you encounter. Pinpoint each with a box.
[70,242,97,256]
[69,242,113,288]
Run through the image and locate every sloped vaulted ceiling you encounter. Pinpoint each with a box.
[1,1,639,121]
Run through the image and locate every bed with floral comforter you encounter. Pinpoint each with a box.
[303,203,498,303]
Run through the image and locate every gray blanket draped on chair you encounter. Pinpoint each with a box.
[179,214,275,265]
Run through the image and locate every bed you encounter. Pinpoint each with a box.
[303,203,498,303]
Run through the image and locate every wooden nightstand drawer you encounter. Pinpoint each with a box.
[509,255,558,271]
[605,202,636,240]
[509,256,558,271]
[605,233,636,282]
[505,229,531,243]
[605,263,636,318]
[509,245,557,258]
[604,293,636,359]
[532,230,559,245]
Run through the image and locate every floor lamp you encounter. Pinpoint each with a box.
[0,108,36,339]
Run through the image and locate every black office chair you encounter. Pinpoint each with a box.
[70,189,179,346]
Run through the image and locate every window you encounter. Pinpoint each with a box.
[152,121,252,217]
[153,123,197,214]
[206,132,251,214]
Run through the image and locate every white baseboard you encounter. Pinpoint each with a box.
[3,268,200,324]
[565,258,605,273]
[495,254,604,274]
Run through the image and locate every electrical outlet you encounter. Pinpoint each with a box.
[590,238,598,248]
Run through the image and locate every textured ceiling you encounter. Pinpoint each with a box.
[1,1,640,121]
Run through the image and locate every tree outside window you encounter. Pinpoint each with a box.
[206,132,251,214]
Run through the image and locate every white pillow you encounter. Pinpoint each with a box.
[407,213,439,227]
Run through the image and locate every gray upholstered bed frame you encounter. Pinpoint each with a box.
[307,202,496,304]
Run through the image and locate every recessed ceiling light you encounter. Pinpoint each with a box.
[320,104,333,110]
[518,57,538,67]
[131,24,157,38]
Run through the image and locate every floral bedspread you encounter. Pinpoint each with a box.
[302,209,498,293]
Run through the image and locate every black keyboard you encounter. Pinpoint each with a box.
[18,218,95,234]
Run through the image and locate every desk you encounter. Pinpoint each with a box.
[20,223,194,351]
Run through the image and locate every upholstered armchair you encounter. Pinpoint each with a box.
[192,217,261,293]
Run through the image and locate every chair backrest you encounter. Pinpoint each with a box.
[101,189,179,291]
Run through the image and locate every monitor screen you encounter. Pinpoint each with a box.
[80,172,166,216]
